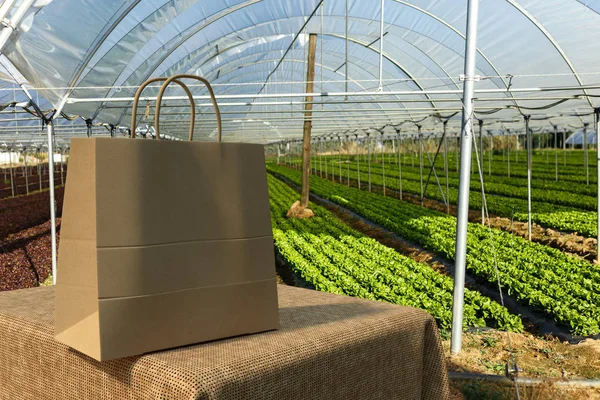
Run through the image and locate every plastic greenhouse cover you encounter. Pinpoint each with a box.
[0,0,600,143]
[565,128,598,145]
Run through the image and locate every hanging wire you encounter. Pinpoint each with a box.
[471,128,521,400]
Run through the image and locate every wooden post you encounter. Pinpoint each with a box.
[300,33,317,209]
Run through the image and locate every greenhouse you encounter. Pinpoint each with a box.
[1,0,600,399]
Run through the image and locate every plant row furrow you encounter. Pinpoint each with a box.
[268,164,600,335]
[267,174,522,332]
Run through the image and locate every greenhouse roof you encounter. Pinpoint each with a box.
[1,0,600,145]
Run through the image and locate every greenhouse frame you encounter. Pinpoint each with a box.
[2,1,600,395]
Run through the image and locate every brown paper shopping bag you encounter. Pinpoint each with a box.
[55,75,279,361]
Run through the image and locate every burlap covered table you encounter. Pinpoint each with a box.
[0,284,450,399]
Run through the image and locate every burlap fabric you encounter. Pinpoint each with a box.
[0,285,450,399]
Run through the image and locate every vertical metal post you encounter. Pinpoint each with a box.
[443,121,449,214]
[410,136,414,168]
[545,131,549,164]
[381,133,386,196]
[525,115,532,241]
[318,139,323,178]
[310,142,314,175]
[345,0,349,99]
[325,139,328,179]
[9,150,14,197]
[24,150,29,195]
[507,129,511,178]
[563,128,566,166]
[479,120,484,225]
[584,123,589,186]
[554,125,558,182]
[595,108,600,264]
[367,133,372,192]
[456,136,460,172]
[60,149,64,186]
[339,135,343,183]
[347,135,351,186]
[397,133,402,199]
[37,150,42,191]
[356,134,361,189]
[47,122,57,284]
[418,127,423,205]
[488,131,492,176]
[378,0,385,91]
[450,0,480,356]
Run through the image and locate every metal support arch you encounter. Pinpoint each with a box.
[525,115,532,241]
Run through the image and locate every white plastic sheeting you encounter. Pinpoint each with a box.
[0,0,600,142]
[566,128,598,145]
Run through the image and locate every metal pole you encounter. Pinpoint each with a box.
[325,139,328,179]
[381,133,386,195]
[47,122,57,284]
[584,123,589,186]
[9,150,14,197]
[545,131,549,164]
[356,134,361,189]
[479,120,484,225]
[451,0,480,356]
[488,131,492,176]
[554,125,558,181]
[456,136,459,172]
[378,0,385,91]
[347,135,351,186]
[345,0,349,99]
[595,108,600,264]
[526,115,532,241]
[339,135,343,183]
[24,150,29,195]
[411,136,415,168]
[37,150,42,191]
[418,128,423,205]
[507,129,511,178]
[60,149,64,186]
[395,133,401,200]
[563,128,567,166]
[444,121,449,214]
[0,0,37,52]
[316,140,320,177]
[368,133,372,192]
[516,133,519,163]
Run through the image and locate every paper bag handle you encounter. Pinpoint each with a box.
[155,74,222,142]
[131,77,195,140]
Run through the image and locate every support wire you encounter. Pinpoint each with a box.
[472,133,521,400]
